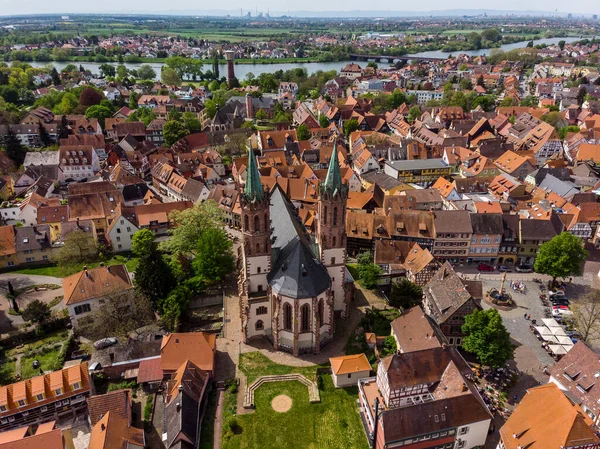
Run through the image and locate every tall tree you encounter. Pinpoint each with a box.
[296,123,311,141]
[534,232,588,281]
[56,114,69,139]
[161,67,181,86]
[343,117,360,137]
[79,87,103,107]
[462,309,513,368]
[192,228,235,285]
[2,128,26,165]
[132,229,175,309]
[212,52,220,80]
[388,279,423,309]
[137,65,156,80]
[38,122,51,147]
[162,120,189,147]
[160,201,225,256]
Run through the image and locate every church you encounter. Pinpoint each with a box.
[238,144,353,355]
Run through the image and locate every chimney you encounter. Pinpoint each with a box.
[176,403,181,412]
[100,423,105,432]
[107,266,111,273]
[245,93,254,119]
[178,384,183,391]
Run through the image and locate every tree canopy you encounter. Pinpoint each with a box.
[462,309,513,368]
[296,123,311,140]
[192,227,235,285]
[162,120,189,147]
[22,300,51,326]
[388,279,423,309]
[55,230,98,266]
[534,232,588,280]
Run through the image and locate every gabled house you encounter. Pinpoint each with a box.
[422,262,483,346]
[498,383,600,449]
[62,265,134,328]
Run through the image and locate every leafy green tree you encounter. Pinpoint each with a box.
[558,125,580,140]
[520,95,539,107]
[137,65,156,80]
[319,114,330,128]
[98,63,116,78]
[459,78,473,90]
[357,251,381,290]
[462,309,513,368]
[116,65,128,80]
[255,109,267,121]
[481,28,501,43]
[160,201,225,256]
[192,228,235,285]
[132,229,175,309]
[558,40,566,50]
[161,67,181,86]
[343,118,360,138]
[85,105,112,127]
[389,89,407,108]
[182,112,202,133]
[162,120,189,147]
[22,300,51,326]
[380,335,397,357]
[160,285,192,331]
[205,99,217,119]
[389,279,423,309]
[535,232,588,281]
[407,105,421,123]
[296,123,311,141]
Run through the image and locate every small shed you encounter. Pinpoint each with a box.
[329,353,372,388]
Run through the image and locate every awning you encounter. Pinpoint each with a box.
[548,344,569,355]
[543,335,560,344]
[535,326,554,336]
[550,327,568,337]
[542,318,561,328]
[556,336,574,346]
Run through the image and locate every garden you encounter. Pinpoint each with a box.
[220,352,369,449]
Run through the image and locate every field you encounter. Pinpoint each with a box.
[221,352,369,449]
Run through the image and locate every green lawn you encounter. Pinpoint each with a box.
[6,330,69,358]
[223,378,369,449]
[239,352,323,383]
[221,352,369,449]
[0,360,16,385]
[3,254,139,278]
[20,347,62,379]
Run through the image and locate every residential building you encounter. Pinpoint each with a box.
[88,411,144,449]
[358,347,492,449]
[59,146,101,182]
[498,214,519,266]
[517,215,563,265]
[14,225,56,265]
[163,360,210,449]
[498,383,600,449]
[432,210,473,264]
[0,424,73,449]
[0,363,91,431]
[384,159,452,184]
[160,332,216,378]
[0,226,17,268]
[62,265,134,328]
[422,263,483,346]
[329,354,372,388]
[107,207,138,253]
[468,213,503,265]
[390,306,442,353]
[549,341,600,425]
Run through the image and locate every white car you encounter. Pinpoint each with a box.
[552,308,573,317]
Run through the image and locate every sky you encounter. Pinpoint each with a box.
[0,0,598,16]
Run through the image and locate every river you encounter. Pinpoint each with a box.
[26,37,585,79]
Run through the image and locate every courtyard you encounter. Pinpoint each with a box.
[220,352,369,449]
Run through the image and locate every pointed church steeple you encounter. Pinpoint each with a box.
[321,141,343,196]
[244,150,264,202]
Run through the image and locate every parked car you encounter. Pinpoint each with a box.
[93,337,117,350]
[515,265,534,273]
[497,265,512,272]
[549,289,567,297]
[478,263,495,272]
[552,308,574,317]
[551,299,570,307]
[552,305,570,311]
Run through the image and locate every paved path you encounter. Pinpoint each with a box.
[213,390,224,449]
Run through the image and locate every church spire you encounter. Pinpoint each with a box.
[321,140,343,196]
[244,150,264,202]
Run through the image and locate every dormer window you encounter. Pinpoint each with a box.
[36,393,44,401]
[17,399,26,407]
[0,405,6,412]
[72,382,81,390]
[54,388,62,396]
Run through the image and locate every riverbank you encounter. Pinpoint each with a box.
[15,56,327,65]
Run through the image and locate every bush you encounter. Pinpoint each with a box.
[143,395,153,423]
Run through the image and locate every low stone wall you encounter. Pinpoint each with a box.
[243,373,320,409]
